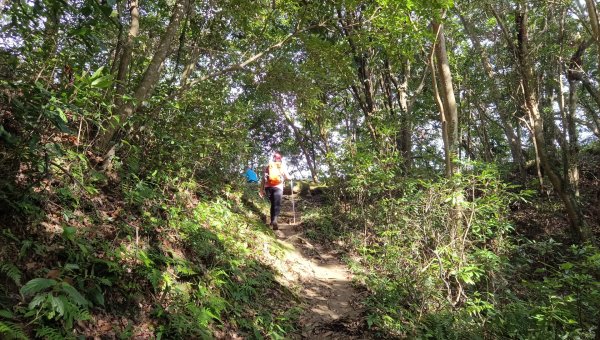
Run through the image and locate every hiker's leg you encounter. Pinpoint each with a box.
[267,187,276,223]
[271,187,283,223]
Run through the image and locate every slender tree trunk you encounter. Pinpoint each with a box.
[171,14,189,83]
[307,122,319,177]
[180,44,201,88]
[567,79,580,196]
[109,0,127,76]
[337,8,378,144]
[564,38,592,196]
[582,77,600,108]
[558,63,571,188]
[316,95,332,155]
[585,0,600,72]
[386,58,413,171]
[473,102,493,162]
[432,61,451,175]
[113,0,140,112]
[97,0,192,153]
[581,97,600,138]
[524,97,545,191]
[432,18,464,304]
[41,2,61,59]
[432,21,459,177]
[567,38,598,146]
[515,4,589,241]
[459,11,526,179]
[34,1,63,84]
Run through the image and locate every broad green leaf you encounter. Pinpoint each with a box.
[60,282,89,306]
[28,293,47,309]
[91,66,105,79]
[92,289,105,306]
[91,75,112,88]
[64,263,80,271]
[57,107,67,123]
[20,278,57,296]
[49,295,65,317]
[560,262,574,270]
[0,309,14,318]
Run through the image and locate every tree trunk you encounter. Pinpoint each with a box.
[97,0,192,152]
[473,102,493,162]
[515,4,589,242]
[432,63,451,175]
[386,58,413,171]
[567,79,580,196]
[113,0,139,113]
[432,21,459,177]
[109,0,127,76]
[585,0,600,73]
[336,8,378,144]
[179,44,201,88]
[459,11,526,180]
[581,96,600,138]
[561,38,593,195]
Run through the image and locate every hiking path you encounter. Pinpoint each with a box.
[261,190,367,339]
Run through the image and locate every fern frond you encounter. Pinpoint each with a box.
[73,305,91,321]
[35,326,70,340]
[0,262,22,286]
[20,278,56,297]
[0,320,28,340]
[59,282,90,307]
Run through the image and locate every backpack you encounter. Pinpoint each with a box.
[266,161,283,186]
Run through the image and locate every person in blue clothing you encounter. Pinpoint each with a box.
[244,167,259,183]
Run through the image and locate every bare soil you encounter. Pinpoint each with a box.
[261,194,368,339]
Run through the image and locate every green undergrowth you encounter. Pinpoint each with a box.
[293,183,347,243]
[301,204,345,242]
[0,170,299,339]
[304,160,600,339]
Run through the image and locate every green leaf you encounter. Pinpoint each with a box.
[57,107,67,123]
[49,295,65,317]
[62,226,76,240]
[64,263,80,271]
[60,282,89,306]
[91,75,112,88]
[91,66,105,80]
[0,310,14,319]
[560,262,574,270]
[0,262,22,285]
[28,293,47,309]
[0,125,18,145]
[92,289,105,307]
[85,185,99,195]
[20,278,57,296]
[0,320,28,339]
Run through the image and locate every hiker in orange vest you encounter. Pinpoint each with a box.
[259,152,291,230]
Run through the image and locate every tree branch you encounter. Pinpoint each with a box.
[183,24,319,90]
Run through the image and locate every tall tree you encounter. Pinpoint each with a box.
[512,1,589,241]
[97,0,193,157]
[458,8,527,180]
[432,19,459,177]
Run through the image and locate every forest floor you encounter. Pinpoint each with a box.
[261,193,367,339]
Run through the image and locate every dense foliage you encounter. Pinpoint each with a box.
[1,0,599,338]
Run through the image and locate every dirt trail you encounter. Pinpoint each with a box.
[264,193,367,339]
